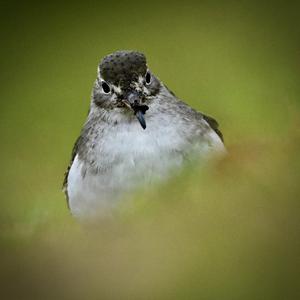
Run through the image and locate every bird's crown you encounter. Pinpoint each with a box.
[100,50,147,87]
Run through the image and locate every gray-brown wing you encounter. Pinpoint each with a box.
[202,114,224,142]
[63,106,91,204]
[62,135,82,205]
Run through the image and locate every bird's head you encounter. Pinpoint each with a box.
[92,50,161,129]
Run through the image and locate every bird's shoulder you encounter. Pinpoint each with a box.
[169,93,224,142]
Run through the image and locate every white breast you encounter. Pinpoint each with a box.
[67,115,225,219]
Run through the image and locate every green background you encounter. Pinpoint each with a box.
[0,1,299,299]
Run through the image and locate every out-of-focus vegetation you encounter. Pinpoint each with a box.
[0,1,299,299]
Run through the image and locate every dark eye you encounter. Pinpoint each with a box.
[101,81,111,93]
[145,71,151,84]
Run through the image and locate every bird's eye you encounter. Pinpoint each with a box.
[145,71,151,84]
[101,81,111,93]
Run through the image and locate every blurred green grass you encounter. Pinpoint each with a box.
[0,1,299,299]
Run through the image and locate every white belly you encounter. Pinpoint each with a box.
[67,119,225,219]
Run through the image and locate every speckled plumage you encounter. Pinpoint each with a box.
[63,50,225,219]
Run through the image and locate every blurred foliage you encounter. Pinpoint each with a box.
[0,0,299,299]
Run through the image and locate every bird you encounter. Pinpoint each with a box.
[63,50,225,219]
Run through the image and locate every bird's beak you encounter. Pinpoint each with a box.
[122,91,149,129]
